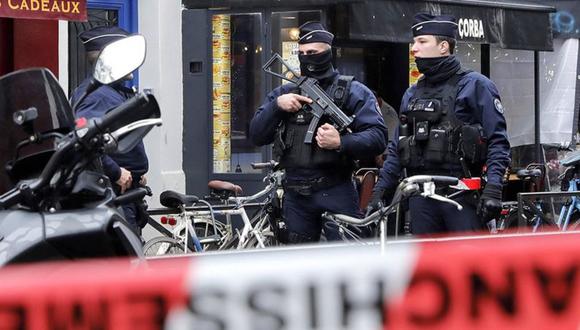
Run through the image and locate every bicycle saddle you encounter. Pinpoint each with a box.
[560,150,580,167]
[208,180,243,196]
[159,190,199,209]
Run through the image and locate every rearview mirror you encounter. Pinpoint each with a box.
[73,35,147,111]
[93,35,146,85]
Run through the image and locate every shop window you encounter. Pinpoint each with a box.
[211,13,263,174]
[538,39,578,146]
[490,47,534,149]
[510,39,578,179]
[455,42,481,73]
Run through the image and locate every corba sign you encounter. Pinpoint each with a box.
[458,18,485,39]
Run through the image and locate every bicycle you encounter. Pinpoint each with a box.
[556,150,580,230]
[144,161,285,256]
[322,175,466,252]
[497,164,557,232]
[143,192,222,256]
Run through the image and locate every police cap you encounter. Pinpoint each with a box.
[298,21,334,45]
[79,25,130,52]
[412,13,458,38]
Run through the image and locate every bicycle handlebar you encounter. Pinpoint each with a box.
[402,175,459,186]
[323,174,462,227]
[251,160,278,170]
[322,207,390,226]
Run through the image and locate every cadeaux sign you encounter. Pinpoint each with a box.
[0,0,86,21]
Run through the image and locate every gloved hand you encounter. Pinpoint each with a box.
[477,183,503,223]
[366,189,384,217]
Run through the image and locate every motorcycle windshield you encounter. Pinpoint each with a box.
[0,68,74,193]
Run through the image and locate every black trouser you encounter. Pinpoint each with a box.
[283,179,361,244]
[409,191,482,235]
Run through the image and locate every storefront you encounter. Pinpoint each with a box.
[0,6,67,77]
[179,0,556,195]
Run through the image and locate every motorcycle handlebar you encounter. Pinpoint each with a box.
[114,186,152,207]
[0,93,159,210]
[92,93,152,139]
[0,186,25,210]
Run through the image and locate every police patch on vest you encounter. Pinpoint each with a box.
[296,113,306,124]
[494,98,504,114]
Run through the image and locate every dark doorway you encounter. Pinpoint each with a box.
[334,41,409,112]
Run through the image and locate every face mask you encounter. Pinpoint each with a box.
[299,49,334,80]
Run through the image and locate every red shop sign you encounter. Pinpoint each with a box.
[0,0,86,21]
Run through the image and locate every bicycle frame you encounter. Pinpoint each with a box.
[518,191,579,230]
[557,178,580,230]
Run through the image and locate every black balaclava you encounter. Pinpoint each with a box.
[415,55,461,83]
[299,49,334,81]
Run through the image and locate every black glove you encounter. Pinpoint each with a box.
[366,189,384,217]
[477,183,503,223]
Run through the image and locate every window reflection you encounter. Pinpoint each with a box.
[455,42,481,73]
[490,47,534,149]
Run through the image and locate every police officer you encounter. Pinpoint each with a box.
[370,13,510,234]
[70,26,149,235]
[250,21,388,243]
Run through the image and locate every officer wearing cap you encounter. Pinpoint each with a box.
[250,21,388,244]
[370,13,510,235]
[70,25,149,235]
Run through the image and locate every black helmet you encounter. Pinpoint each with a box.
[0,68,74,193]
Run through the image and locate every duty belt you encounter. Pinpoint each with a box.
[283,175,347,196]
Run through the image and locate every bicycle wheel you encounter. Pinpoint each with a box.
[143,237,193,256]
[502,207,555,232]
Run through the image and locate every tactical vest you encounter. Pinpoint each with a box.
[273,75,355,170]
[398,69,487,177]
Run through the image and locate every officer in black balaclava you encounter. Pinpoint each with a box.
[250,21,388,244]
[371,13,511,235]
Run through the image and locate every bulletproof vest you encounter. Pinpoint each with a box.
[273,75,355,170]
[398,69,487,177]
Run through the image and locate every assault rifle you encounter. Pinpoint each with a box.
[262,53,353,144]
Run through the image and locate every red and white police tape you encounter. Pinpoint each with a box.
[0,232,579,329]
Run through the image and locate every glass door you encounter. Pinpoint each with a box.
[211,13,264,174]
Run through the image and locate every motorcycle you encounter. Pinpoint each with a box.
[0,35,161,265]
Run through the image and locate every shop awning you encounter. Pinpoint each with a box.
[184,0,556,51]
[346,0,556,51]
